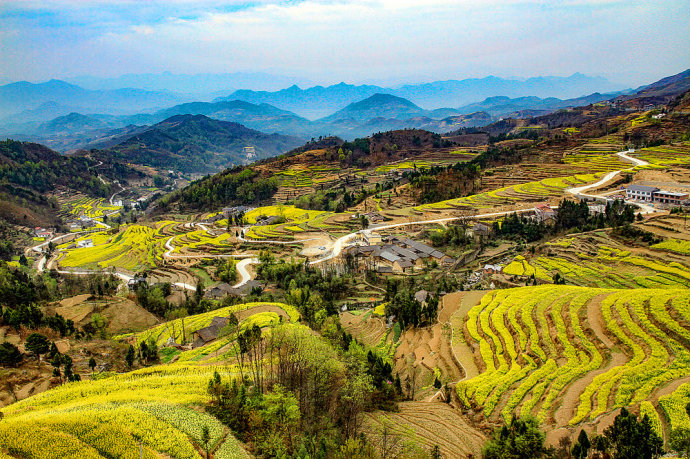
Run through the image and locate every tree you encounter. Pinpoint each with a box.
[482,416,548,459]
[51,352,63,381]
[125,345,135,368]
[0,342,22,367]
[25,333,50,367]
[572,429,590,459]
[88,357,97,375]
[603,407,663,459]
[670,428,690,458]
[201,425,210,459]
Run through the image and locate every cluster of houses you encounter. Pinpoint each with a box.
[68,216,97,231]
[345,233,455,273]
[625,185,689,206]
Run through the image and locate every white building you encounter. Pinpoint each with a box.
[626,185,659,202]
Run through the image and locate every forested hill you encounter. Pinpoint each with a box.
[101,114,304,173]
[157,166,278,212]
[154,129,457,212]
[0,139,133,226]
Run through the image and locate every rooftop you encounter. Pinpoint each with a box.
[627,184,659,193]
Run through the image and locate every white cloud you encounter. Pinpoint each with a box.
[0,0,688,86]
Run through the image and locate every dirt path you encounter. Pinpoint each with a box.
[553,352,627,427]
[443,291,485,381]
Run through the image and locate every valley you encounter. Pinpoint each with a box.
[1,64,690,459]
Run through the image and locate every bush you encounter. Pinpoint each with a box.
[0,342,22,367]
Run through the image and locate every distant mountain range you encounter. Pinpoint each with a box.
[3,70,688,155]
[217,73,625,118]
[0,79,187,119]
[92,114,303,173]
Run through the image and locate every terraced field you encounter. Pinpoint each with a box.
[243,205,350,240]
[57,222,175,271]
[364,402,485,458]
[455,285,690,438]
[0,302,308,458]
[0,363,249,459]
[416,171,606,212]
[631,143,690,167]
[129,301,300,347]
[57,219,249,271]
[62,196,121,220]
[502,233,690,289]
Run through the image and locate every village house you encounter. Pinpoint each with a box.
[653,190,689,206]
[534,203,556,222]
[364,212,385,223]
[34,227,52,238]
[483,264,503,274]
[79,216,96,228]
[204,283,235,299]
[625,185,658,202]
[77,239,94,248]
[588,204,606,215]
[625,185,690,206]
[467,222,491,241]
[127,277,147,290]
[223,206,252,219]
[414,290,428,304]
[363,231,383,245]
[192,317,230,348]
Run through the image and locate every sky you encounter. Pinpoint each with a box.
[1,0,688,88]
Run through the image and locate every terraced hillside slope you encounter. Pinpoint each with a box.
[0,301,301,458]
[454,285,690,440]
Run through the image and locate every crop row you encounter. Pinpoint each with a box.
[132,301,300,346]
[457,285,690,430]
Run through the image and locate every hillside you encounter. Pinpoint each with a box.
[320,93,432,122]
[0,79,185,119]
[148,100,314,137]
[616,68,690,109]
[455,92,622,117]
[101,114,304,173]
[0,140,137,227]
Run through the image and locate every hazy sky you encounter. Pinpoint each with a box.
[1,0,688,87]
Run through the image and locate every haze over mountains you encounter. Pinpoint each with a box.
[2,69,688,160]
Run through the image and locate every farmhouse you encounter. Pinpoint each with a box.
[127,277,147,290]
[626,184,659,202]
[363,231,383,245]
[588,204,606,215]
[653,190,689,206]
[534,203,556,222]
[204,283,235,299]
[471,222,490,236]
[483,264,503,274]
[34,227,52,238]
[223,206,252,219]
[414,290,428,304]
[77,239,94,248]
[192,316,230,348]
[79,216,96,228]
